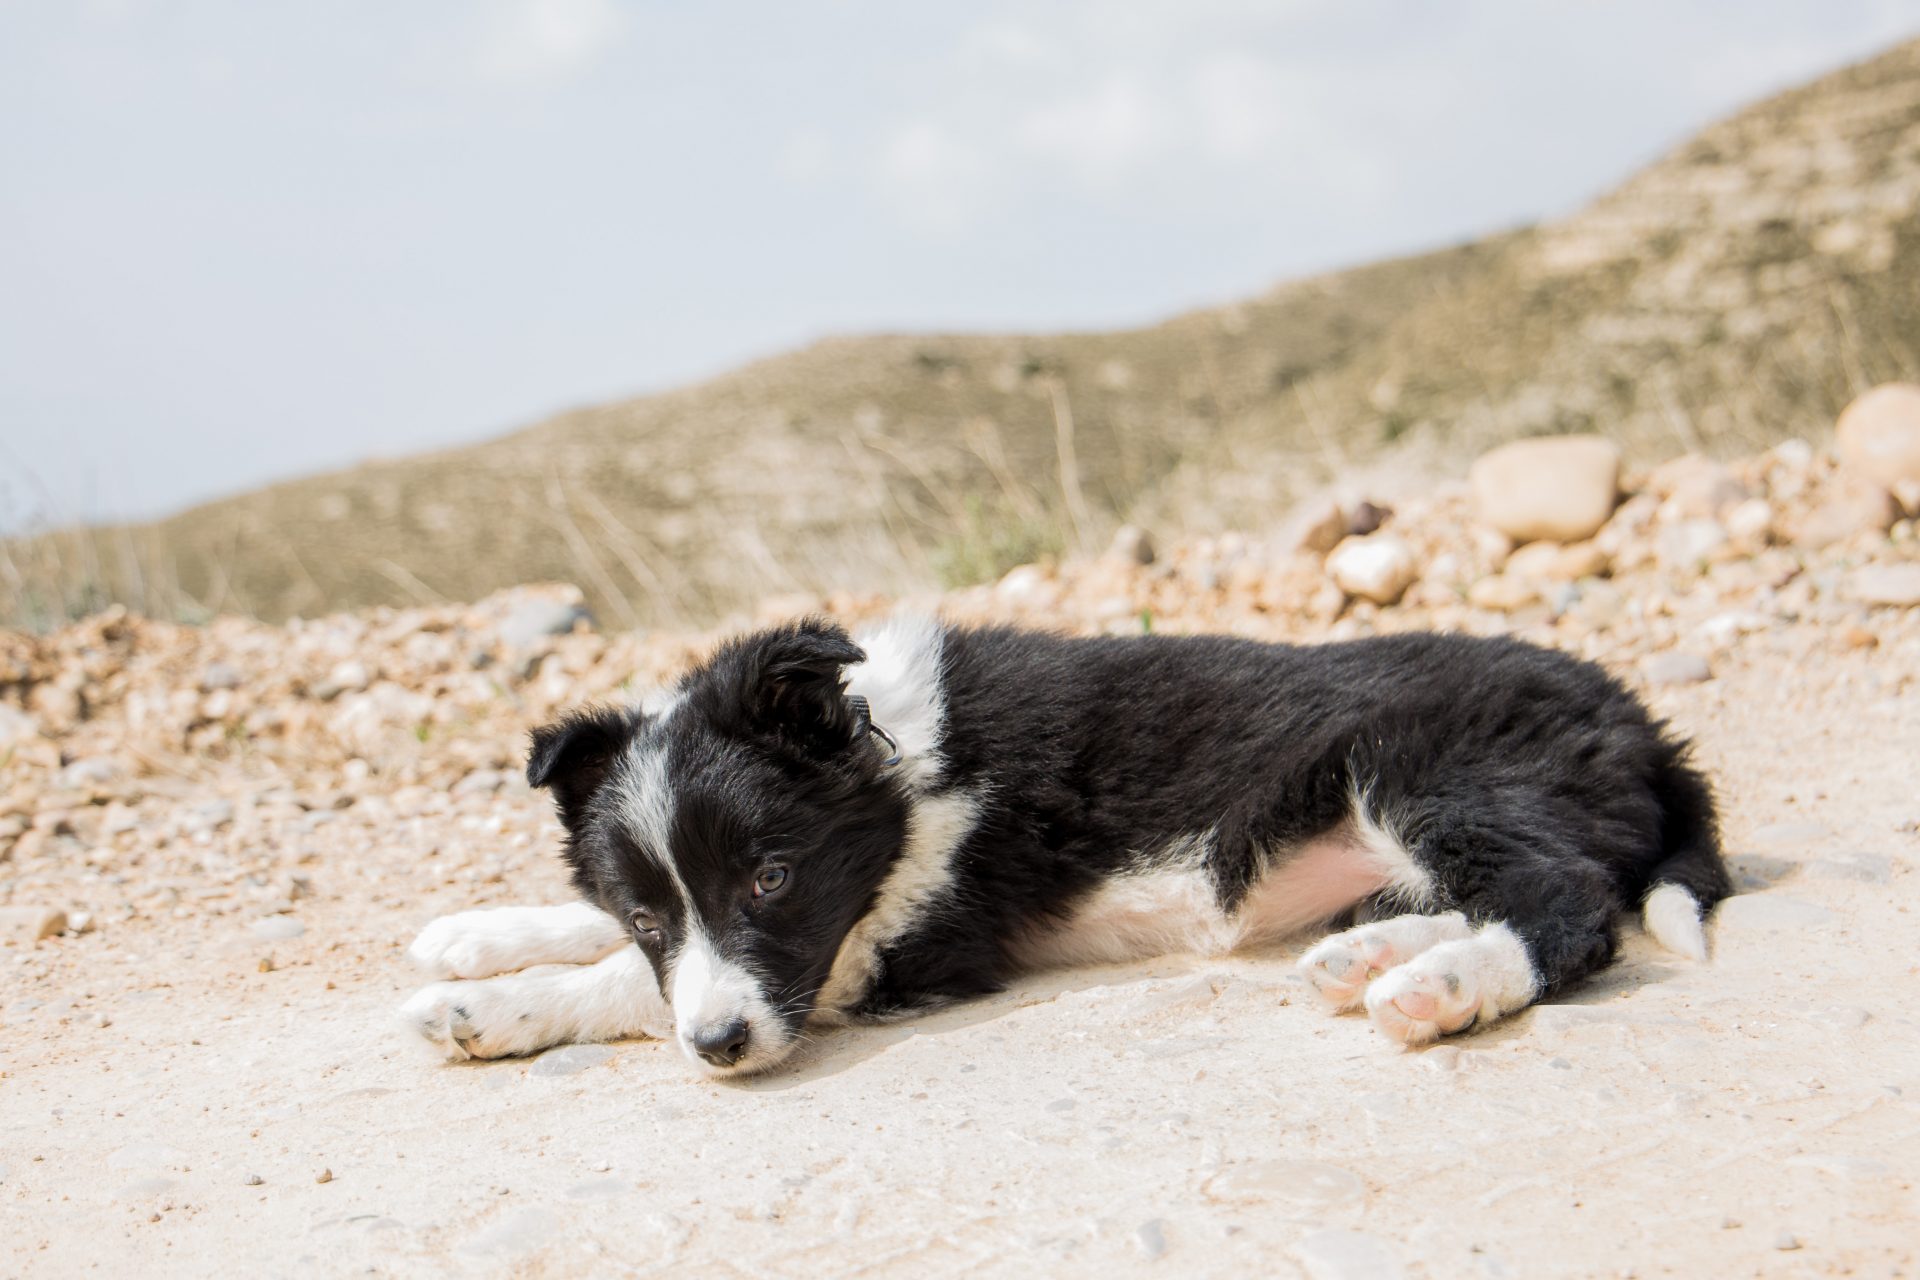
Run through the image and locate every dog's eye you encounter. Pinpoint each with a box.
[752,866,790,898]
[629,908,662,938]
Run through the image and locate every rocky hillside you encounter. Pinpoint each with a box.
[7,39,1920,631]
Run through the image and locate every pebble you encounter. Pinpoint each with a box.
[1469,435,1621,543]
[1641,652,1711,685]
[250,917,306,942]
[200,662,243,691]
[530,1043,615,1077]
[0,907,68,941]
[1328,534,1417,605]
[1134,1219,1168,1260]
[1851,564,1920,608]
[1773,1231,1801,1251]
[315,1168,333,1183]
[1293,1228,1405,1280]
[498,596,593,649]
[244,1173,264,1186]
[1835,383,1920,492]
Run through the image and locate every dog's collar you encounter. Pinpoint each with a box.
[847,695,902,768]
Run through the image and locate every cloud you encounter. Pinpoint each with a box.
[1017,75,1171,184]
[473,0,624,86]
[876,120,995,232]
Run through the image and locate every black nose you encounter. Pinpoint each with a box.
[690,1018,750,1067]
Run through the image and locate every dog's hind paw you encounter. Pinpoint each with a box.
[1362,924,1539,1046]
[1299,912,1473,1011]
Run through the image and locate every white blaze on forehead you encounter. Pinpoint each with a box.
[612,733,689,900]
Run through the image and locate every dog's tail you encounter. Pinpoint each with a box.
[1639,752,1732,962]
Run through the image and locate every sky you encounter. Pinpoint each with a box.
[2,1,1917,530]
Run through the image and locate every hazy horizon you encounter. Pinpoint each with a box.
[3,1,1916,532]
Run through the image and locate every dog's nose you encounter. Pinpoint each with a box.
[690,1018,750,1067]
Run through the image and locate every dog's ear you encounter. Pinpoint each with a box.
[726,617,866,756]
[527,705,639,830]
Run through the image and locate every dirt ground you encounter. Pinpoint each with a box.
[4,443,1920,1278]
[2,630,1915,1280]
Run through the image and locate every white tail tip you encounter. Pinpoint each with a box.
[1642,883,1707,961]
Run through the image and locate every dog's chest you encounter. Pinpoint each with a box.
[1007,828,1398,971]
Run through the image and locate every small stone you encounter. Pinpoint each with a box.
[1134,1219,1168,1260]
[1285,497,1350,555]
[1107,525,1156,566]
[315,1168,333,1184]
[0,704,41,748]
[67,911,94,934]
[1724,498,1774,543]
[1327,533,1418,606]
[1773,1231,1801,1251]
[244,1173,264,1186]
[498,595,593,649]
[200,662,243,691]
[1468,575,1537,612]
[1836,383,1920,492]
[1851,564,1920,608]
[0,907,68,941]
[1641,653,1711,686]
[1796,486,1899,548]
[58,757,122,789]
[1345,501,1391,538]
[452,769,507,797]
[1656,519,1729,572]
[251,917,306,942]
[1470,435,1621,544]
[995,565,1058,610]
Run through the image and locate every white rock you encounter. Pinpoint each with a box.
[1836,383,1920,492]
[1327,534,1417,606]
[0,704,39,748]
[1642,653,1711,685]
[1470,436,1621,543]
[1850,564,1920,608]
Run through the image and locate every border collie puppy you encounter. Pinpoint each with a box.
[401,616,1728,1075]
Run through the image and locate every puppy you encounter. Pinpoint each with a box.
[402,616,1728,1074]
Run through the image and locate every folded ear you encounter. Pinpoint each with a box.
[726,617,866,757]
[527,704,640,831]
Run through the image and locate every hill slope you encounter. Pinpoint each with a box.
[8,38,1920,629]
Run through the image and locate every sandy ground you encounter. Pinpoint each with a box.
[3,627,1918,1280]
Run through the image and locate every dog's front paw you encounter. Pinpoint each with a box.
[399,979,556,1061]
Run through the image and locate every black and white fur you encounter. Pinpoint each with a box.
[401,616,1729,1075]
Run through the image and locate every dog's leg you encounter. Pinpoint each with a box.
[400,944,671,1061]
[407,902,628,979]
[1344,796,1623,1046]
[1298,911,1474,1010]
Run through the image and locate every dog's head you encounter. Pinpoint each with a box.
[527,618,910,1076]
